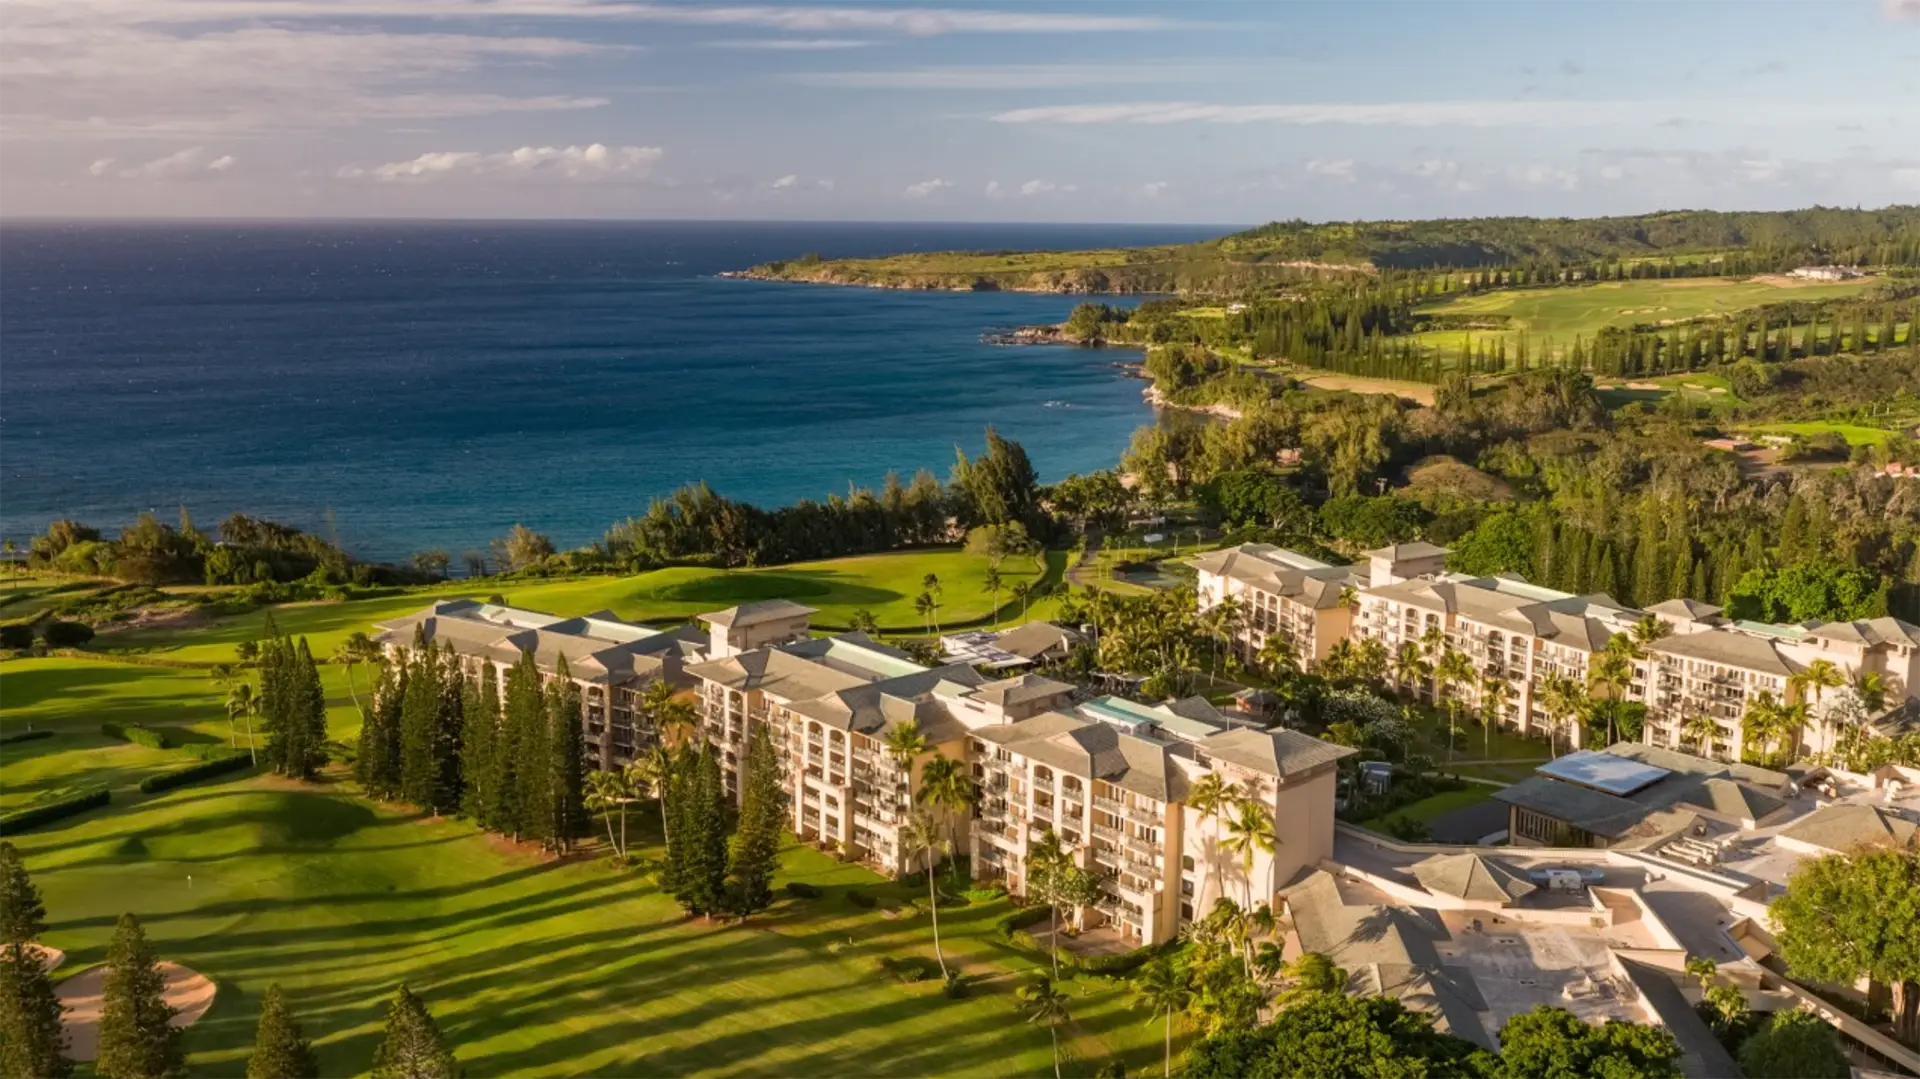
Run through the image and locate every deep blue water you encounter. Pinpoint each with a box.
[0,221,1222,562]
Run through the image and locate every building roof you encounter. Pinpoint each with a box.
[1672,777,1787,825]
[1535,750,1672,796]
[1603,742,1790,791]
[373,600,692,684]
[1617,959,1742,1079]
[1198,727,1356,780]
[1492,776,1647,838]
[1646,627,1801,676]
[975,709,1180,802]
[1191,544,1360,610]
[1779,803,1920,854]
[1364,541,1450,561]
[1645,598,1723,621]
[974,672,1075,707]
[1806,616,1920,649]
[1361,575,1635,653]
[699,599,818,628]
[1411,852,1538,905]
[1282,871,1490,1048]
[990,621,1085,660]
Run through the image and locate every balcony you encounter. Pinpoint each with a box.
[1091,822,1121,843]
[1092,795,1125,815]
[1124,804,1162,827]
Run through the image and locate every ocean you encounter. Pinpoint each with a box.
[0,220,1222,563]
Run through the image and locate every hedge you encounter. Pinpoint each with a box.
[0,730,54,746]
[179,742,243,760]
[0,789,110,834]
[138,754,252,794]
[783,881,821,899]
[1081,938,1183,977]
[100,723,171,750]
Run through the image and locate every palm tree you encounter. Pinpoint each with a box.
[1433,649,1474,763]
[1739,691,1788,764]
[1130,957,1192,1079]
[1220,799,1277,953]
[1854,670,1888,713]
[984,564,1003,628]
[1390,643,1430,701]
[1025,828,1072,979]
[913,592,935,635]
[1353,638,1389,688]
[643,681,696,746]
[1010,580,1033,621]
[1255,633,1298,684]
[209,662,238,693]
[584,770,636,856]
[1586,635,1636,748]
[1680,706,1721,757]
[1184,773,1237,909]
[1537,673,1587,758]
[332,631,379,712]
[915,752,976,887]
[626,750,673,850]
[882,723,928,779]
[1017,976,1072,1079]
[898,810,953,981]
[1790,658,1845,713]
[1477,673,1512,759]
[226,682,260,764]
[1630,613,1671,653]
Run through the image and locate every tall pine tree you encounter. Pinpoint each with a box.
[544,656,587,853]
[673,747,731,918]
[460,663,499,822]
[0,843,70,1079]
[369,986,456,1079]
[357,655,406,800]
[245,985,318,1079]
[497,653,547,842]
[398,636,444,811]
[95,914,182,1079]
[726,723,785,916]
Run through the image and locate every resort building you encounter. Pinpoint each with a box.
[372,599,706,772]
[1352,545,1644,741]
[1638,601,1920,761]
[1192,543,1365,669]
[1493,744,1793,851]
[680,601,1355,945]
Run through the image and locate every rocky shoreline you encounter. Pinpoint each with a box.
[714,268,1159,294]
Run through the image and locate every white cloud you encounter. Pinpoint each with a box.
[1506,163,1580,190]
[44,1,1173,34]
[792,64,1210,90]
[705,38,872,50]
[1018,178,1076,196]
[902,177,951,198]
[815,178,835,190]
[1305,159,1355,181]
[102,145,235,178]
[339,143,663,182]
[988,99,1857,128]
[0,19,614,139]
[1140,180,1170,198]
[984,180,1002,197]
[769,173,799,189]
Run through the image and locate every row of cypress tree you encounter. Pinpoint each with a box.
[256,617,329,780]
[356,630,587,850]
[0,842,458,1079]
[659,723,786,919]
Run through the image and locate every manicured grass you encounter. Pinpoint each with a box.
[0,732,184,812]
[98,548,1067,666]
[1743,421,1894,446]
[1,656,370,744]
[8,773,1177,1077]
[1363,786,1494,827]
[1417,275,1878,342]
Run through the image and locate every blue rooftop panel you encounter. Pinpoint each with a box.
[1535,750,1671,795]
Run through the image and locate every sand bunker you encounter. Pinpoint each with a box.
[57,961,216,1061]
[24,942,65,971]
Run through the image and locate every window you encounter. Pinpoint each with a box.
[1180,902,1194,921]
[1181,854,1195,871]
[1180,878,1194,897]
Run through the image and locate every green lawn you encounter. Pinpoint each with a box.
[1417,275,1879,343]
[1363,786,1495,827]
[1743,421,1894,446]
[0,732,185,812]
[7,773,1177,1077]
[97,548,1066,666]
[2,656,371,745]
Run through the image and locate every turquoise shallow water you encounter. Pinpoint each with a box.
[0,221,1220,561]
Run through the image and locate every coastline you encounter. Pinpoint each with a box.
[715,268,1160,295]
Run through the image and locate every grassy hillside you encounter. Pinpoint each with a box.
[737,206,1920,292]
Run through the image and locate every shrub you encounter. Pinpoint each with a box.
[0,624,33,649]
[995,905,1053,937]
[783,881,821,899]
[962,886,1007,903]
[1094,1060,1127,1079]
[0,788,110,833]
[942,971,969,998]
[0,729,54,746]
[40,620,94,647]
[878,956,938,984]
[101,723,172,749]
[139,754,251,793]
[1081,939,1181,977]
[178,742,240,760]
[845,889,877,910]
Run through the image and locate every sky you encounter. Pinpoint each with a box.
[2,0,1917,223]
